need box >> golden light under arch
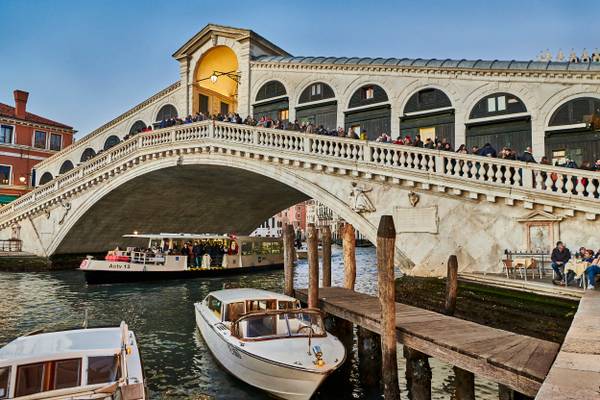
[194,46,239,116]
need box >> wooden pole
[377,215,400,400]
[343,223,356,290]
[404,346,432,400]
[357,326,382,388]
[307,223,319,308]
[283,224,295,297]
[453,366,475,400]
[445,255,459,315]
[321,225,332,287]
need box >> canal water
[0,246,499,399]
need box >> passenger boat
[0,322,145,399]
[194,289,346,400]
[79,233,283,284]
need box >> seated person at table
[551,241,571,284]
[585,254,600,290]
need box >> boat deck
[535,290,600,399]
[296,286,560,397]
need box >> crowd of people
[550,241,600,289]
[121,111,600,172]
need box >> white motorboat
[0,322,145,400]
[194,288,346,400]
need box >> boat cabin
[0,326,143,399]
[202,289,325,341]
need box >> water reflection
[0,246,498,399]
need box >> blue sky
[1,0,599,137]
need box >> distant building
[251,215,282,237]
[251,201,308,237]
[0,90,75,203]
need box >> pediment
[516,210,563,222]
[172,23,290,60]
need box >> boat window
[243,314,278,338]
[54,358,81,390]
[277,301,300,310]
[87,356,119,385]
[225,302,245,322]
[15,362,44,397]
[246,299,276,312]
[262,241,282,254]
[287,312,326,337]
[206,296,222,318]
[241,241,253,255]
[0,367,10,399]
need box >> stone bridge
[1,121,600,275]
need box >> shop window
[34,131,47,149]
[0,125,13,144]
[87,356,119,385]
[0,367,10,399]
[278,109,289,121]
[0,166,11,185]
[49,134,62,151]
[15,363,44,397]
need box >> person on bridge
[477,143,497,157]
[551,241,571,284]
[519,147,536,163]
[584,252,600,289]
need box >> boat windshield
[232,309,326,341]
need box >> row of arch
[38,104,183,184]
[253,79,600,164]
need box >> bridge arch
[39,172,53,185]
[103,135,121,150]
[192,45,239,115]
[345,84,391,140]
[59,160,74,174]
[252,80,289,122]
[80,148,96,163]
[295,82,337,130]
[399,87,454,146]
[46,153,390,262]
[155,104,178,122]
[128,120,147,136]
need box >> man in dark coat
[551,241,571,284]
[519,146,536,163]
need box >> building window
[487,96,507,113]
[0,125,13,144]
[34,131,47,149]
[0,166,11,185]
[49,134,62,151]
[311,83,322,96]
[363,87,374,100]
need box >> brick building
[0,90,75,203]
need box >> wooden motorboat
[0,322,145,399]
[194,288,345,400]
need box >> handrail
[2,119,600,223]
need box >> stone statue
[581,48,590,63]
[10,223,20,240]
[556,49,564,62]
[593,49,600,63]
[569,49,578,63]
[544,49,552,61]
[349,182,375,213]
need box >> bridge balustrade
[1,119,600,224]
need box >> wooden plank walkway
[296,287,560,397]
[535,290,600,399]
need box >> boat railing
[231,308,326,341]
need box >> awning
[0,195,18,205]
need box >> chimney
[13,90,29,119]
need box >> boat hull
[195,308,332,400]
[82,263,283,284]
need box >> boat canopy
[0,327,123,365]
[208,288,297,304]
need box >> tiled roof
[0,102,73,130]
[252,55,600,72]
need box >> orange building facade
[0,90,75,204]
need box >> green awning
[0,195,19,204]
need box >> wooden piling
[343,223,356,290]
[307,223,319,308]
[445,254,458,315]
[376,215,400,400]
[283,224,295,297]
[357,326,382,388]
[453,366,475,400]
[404,346,432,400]
[321,225,332,287]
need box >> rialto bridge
[3,24,600,275]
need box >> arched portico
[192,46,239,116]
[400,87,454,146]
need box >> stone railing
[33,81,182,172]
[2,120,600,224]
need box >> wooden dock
[535,290,600,399]
[296,286,560,397]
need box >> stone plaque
[394,206,438,234]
